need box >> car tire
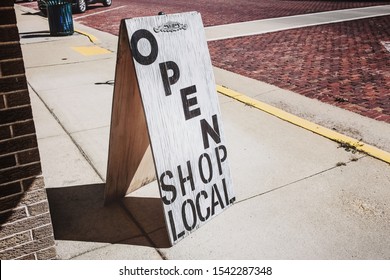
[103,0,112,7]
[76,0,87,13]
[39,8,47,17]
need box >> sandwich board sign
[105,12,235,245]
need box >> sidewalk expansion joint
[217,85,390,165]
[237,156,367,205]
[25,57,113,70]
[119,201,167,260]
[28,82,106,182]
[67,243,112,260]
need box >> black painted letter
[215,145,227,176]
[198,153,213,183]
[130,29,158,65]
[196,191,210,222]
[180,85,201,120]
[159,171,177,205]
[159,61,180,96]
[181,199,197,231]
[200,114,221,149]
[177,161,195,196]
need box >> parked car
[38,0,112,15]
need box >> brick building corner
[0,0,57,260]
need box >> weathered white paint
[107,12,235,245]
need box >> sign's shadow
[46,183,171,249]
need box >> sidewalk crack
[28,82,105,182]
[236,157,368,204]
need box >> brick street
[21,0,390,123]
[208,16,390,123]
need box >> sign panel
[110,12,235,245]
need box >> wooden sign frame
[105,12,235,245]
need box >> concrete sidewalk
[206,4,390,40]
[15,5,390,259]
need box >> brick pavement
[208,16,390,123]
[71,0,390,35]
[18,1,390,123]
[21,0,390,35]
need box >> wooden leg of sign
[127,145,155,196]
[105,21,154,204]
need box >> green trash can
[47,0,74,36]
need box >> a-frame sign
[105,12,235,245]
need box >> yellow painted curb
[216,85,390,164]
[75,29,99,44]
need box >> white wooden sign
[105,12,235,245]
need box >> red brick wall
[0,0,56,260]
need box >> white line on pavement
[75,5,127,20]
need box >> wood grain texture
[127,145,156,195]
[105,20,151,203]
[106,13,235,244]
[125,12,235,244]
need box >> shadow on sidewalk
[19,31,50,38]
[46,183,171,249]
[21,11,42,16]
